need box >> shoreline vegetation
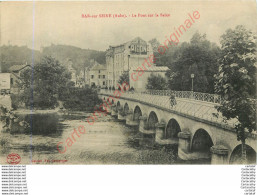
[10,56,102,112]
[0,56,106,138]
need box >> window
[103,81,105,85]
[103,75,105,79]
[10,78,13,85]
[99,70,101,73]
[98,75,101,79]
[91,75,94,79]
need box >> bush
[62,87,102,111]
[129,87,135,91]
[10,94,20,110]
[146,73,168,90]
[91,83,96,88]
[118,71,129,85]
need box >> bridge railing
[99,89,257,134]
[99,89,256,106]
[99,89,222,104]
[142,90,222,104]
[99,89,232,126]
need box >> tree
[148,38,161,53]
[214,25,256,162]
[118,71,129,86]
[18,56,71,109]
[148,38,170,66]
[146,73,167,90]
[166,32,221,93]
[61,86,102,111]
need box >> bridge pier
[210,145,228,164]
[117,108,126,121]
[139,115,147,133]
[106,106,111,114]
[177,131,191,160]
[139,115,155,135]
[99,92,257,164]
[178,130,213,161]
[155,122,165,140]
[155,122,166,144]
[111,105,118,117]
[126,109,139,126]
[155,122,180,145]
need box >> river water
[0,111,209,164]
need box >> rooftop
[131,66,169,72]
[9,64,30,72]
[90,64,106,71]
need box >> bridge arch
[148,111,159,130]
[133,106,142,121]
[165,118,181,139]
[124,103,129,115]
[229,144,256,164]
[117,101,121,109]
[191,129,213,153]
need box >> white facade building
[0,73,11,94]
[106,37,153,88]
[85,61,107,88]
[129,66,169,92]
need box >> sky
[1,1,257,51]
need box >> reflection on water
[14,112,63,136]
[0,111,209,164]
[25,113,60,135]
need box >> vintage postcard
[0,1,256,165]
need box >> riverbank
[0,111,210,165]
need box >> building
[86,60,107,88]
[9,64,31,94]
[66,59,77,85]
[85,59,95,85]
[0,73,11,94]
[105,37,170,91]
[106,37,153,87]
[76,70,86,88]
[129,66,169,92]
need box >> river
[0,111,210,164]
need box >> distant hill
[0,45,42,72]
[42,44,106,73]
[0,44,106,73]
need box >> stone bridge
[98,89,257,164]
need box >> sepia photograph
[0,1,256,165]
